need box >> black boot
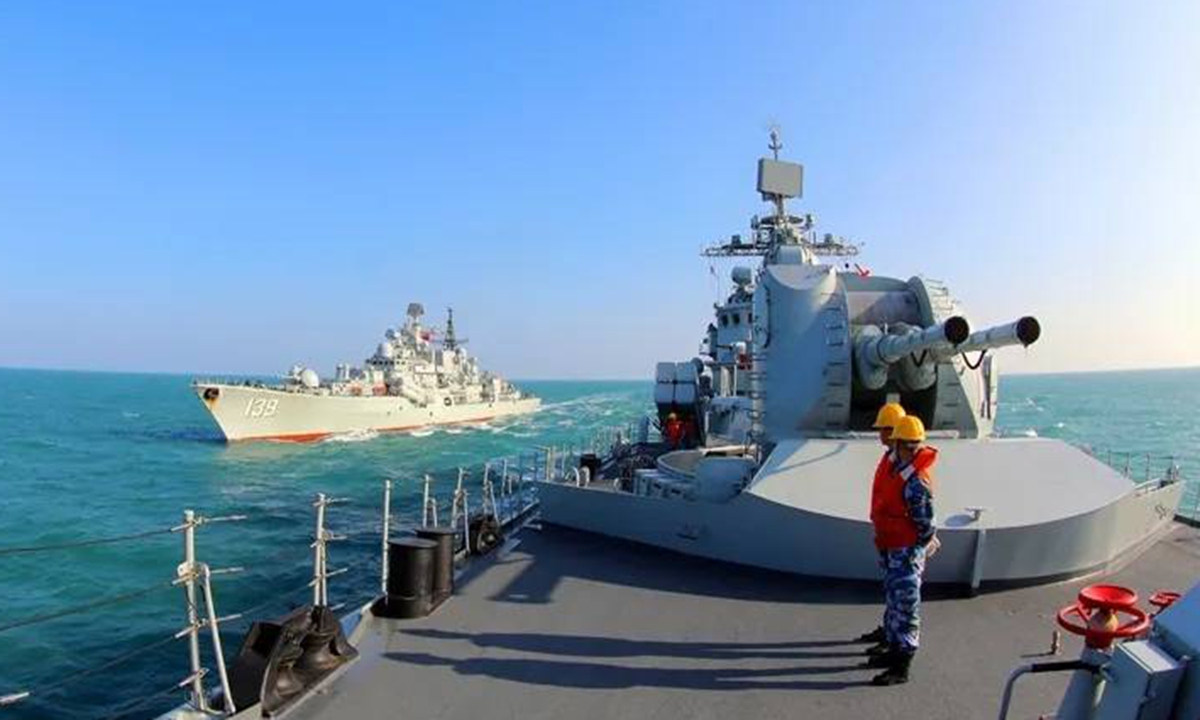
[865,641,891,657]
[871,652,912,686]
[856,626,886,643]
[860,647,897,668]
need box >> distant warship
[194,304,539,442]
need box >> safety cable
[0,578,176,635]
[221,577,322,629]
[100,675,195,720]
[0,632,182,706]
[0,526,176,557]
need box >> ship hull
[194,382,541,442]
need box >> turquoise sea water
[0,367,1197,718]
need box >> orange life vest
[664,419,685,445]
[871,446,938,550]
[869,450,895,518]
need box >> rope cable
[0,579,176,635]
[0,526,176,557]
[100,676,193,720]
[3,632,182,703]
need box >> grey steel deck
[291,523,1200,720]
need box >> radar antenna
[701,129,860,259]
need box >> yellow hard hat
[894,415,926,442]
[872,403,906,429]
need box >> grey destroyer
[194,304,539,442]
[537,131,1183,588]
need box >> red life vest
[869,451,894,518]
[664,419,685,445]
[871,446,938,550]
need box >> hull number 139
[244,398,279,418]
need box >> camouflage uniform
[882,460,935,654]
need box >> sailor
[663,412,686,448]
[866,414,939,686]
[858,402,906,646]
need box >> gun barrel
[855,316,971,390]
[934,316,1040,358]
[870,316,971,365]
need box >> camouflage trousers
[878,546,927,654]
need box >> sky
[0,1,1196,379]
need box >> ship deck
[287,522,1200,720]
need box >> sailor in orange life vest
[663,412,686,448]
[863,414,940,686]
[856,402,907,647]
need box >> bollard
[377,537,437,619]
[415,526,458,606]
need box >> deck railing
[0,455,540,719]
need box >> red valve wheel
[1056,584,1150,649]
[1078,584,1139,610]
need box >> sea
[0,366,1197,718]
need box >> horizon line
[1,362,1197,381]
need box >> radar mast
[443,307,467,350]
[702,129,859,260]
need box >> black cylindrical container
[415,526,458,603]
[379,537,436,618]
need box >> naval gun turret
[691,130,1046,441]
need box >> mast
[444,308,457,351]
[766,128,787,223]
[701,128,859,260]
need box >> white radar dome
[731,266,754,287]
[377,342,396,359]
[299,368,320,388]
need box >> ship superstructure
[194,303,539,442]
[536,131,1184,587]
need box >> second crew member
[866,415,939,686]
[858,402,906,646]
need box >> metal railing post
[381,479,392,595]
[181,510,207,712]
[313,493,327,606]
[200,565,235,715]
[422,474,437,527]
[452,469,469,551]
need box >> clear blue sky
[1,1,1196,378]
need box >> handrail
[0,495,374,718]
[0,631,181,708]
[0,525,177,557]
[101,669,208,720]
[996,659,1096,720]
[0,577,177,635]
